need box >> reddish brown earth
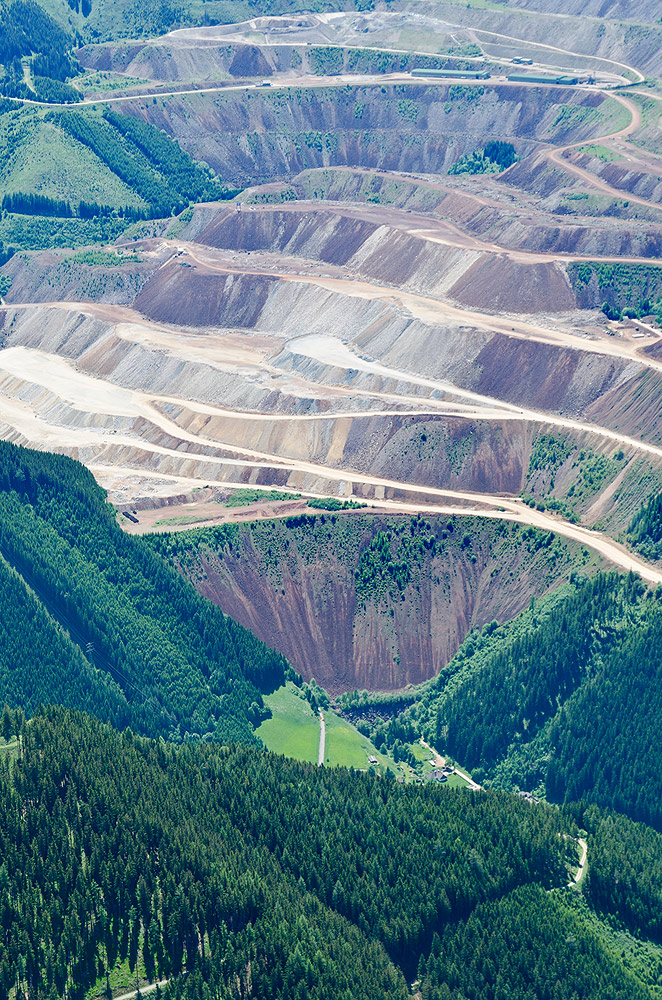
[134,264,279,327]
[448,255,575,312]
[167,513,590,692]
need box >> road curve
[171,249,662,375]
[536,91,662,213]
[112,980,169,1000]
[2,70,638,111]
[101,458,662,584]
[0,342,660,582]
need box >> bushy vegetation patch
[569,260,662,320]
[449,139,517,174]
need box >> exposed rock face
[166,513,585,692]
[115,83,617,185]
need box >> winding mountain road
[169,248,662,374]
[537,91,662,212]
[0,329,661,581]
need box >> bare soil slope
[118,83,620,185]
[160,512,591,691]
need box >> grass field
[0,116,146,209]
[323,711,396,774]
[39,0,252,42]
[259,684,470,781]
[445,772,470,788]
[257,682,320,764]
[579,143,620,162]
[410,740,432,764]
[257,683,395,772]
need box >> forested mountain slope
[350,572,662,830]
[1,444,658,1000]
[0,704,650,1000]
[0,440,286,743]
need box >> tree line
[566,802,662,942]
[53,110,237,219]
[339,569,662,831]
[2,191,146,221]
[417,885,649,1000]
[0,2,78,81]
[0,705,583,1000]
[0,440,286,744]
[627,491,662,562]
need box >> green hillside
[0,113,147,209]
[34,0,347,43]
[343,572,662,830]
[0,439,286,743]
[0,444,658,998]
[1,3,662,999]
[0,704,644,1000]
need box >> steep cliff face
[154,513,590,692]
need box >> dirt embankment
[289,168,662,260]
[77,39,464,86]
[566,152,662,207]
[154,401,532,495]
[426,1,662,76]
[1,251,158,305]
[165,513,588,692]
[508,0,658,18]
[134,265,279,328]
[191,204,576,312]
[118,83,618,185]
[8,257,662,446]
[78,40,277,83]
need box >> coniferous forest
[0,0,662,990]
[325,570,662,830]
[0,441,286,744]
[0,706,644,1000]
[0,440,659,997]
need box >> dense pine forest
[51,111,235,217]
[0,443,658,998]
[417,885,650,1000]
[0,1,80,101]
[0,705,653,1000]
[628,492,662,562]
[0,440,286,743]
